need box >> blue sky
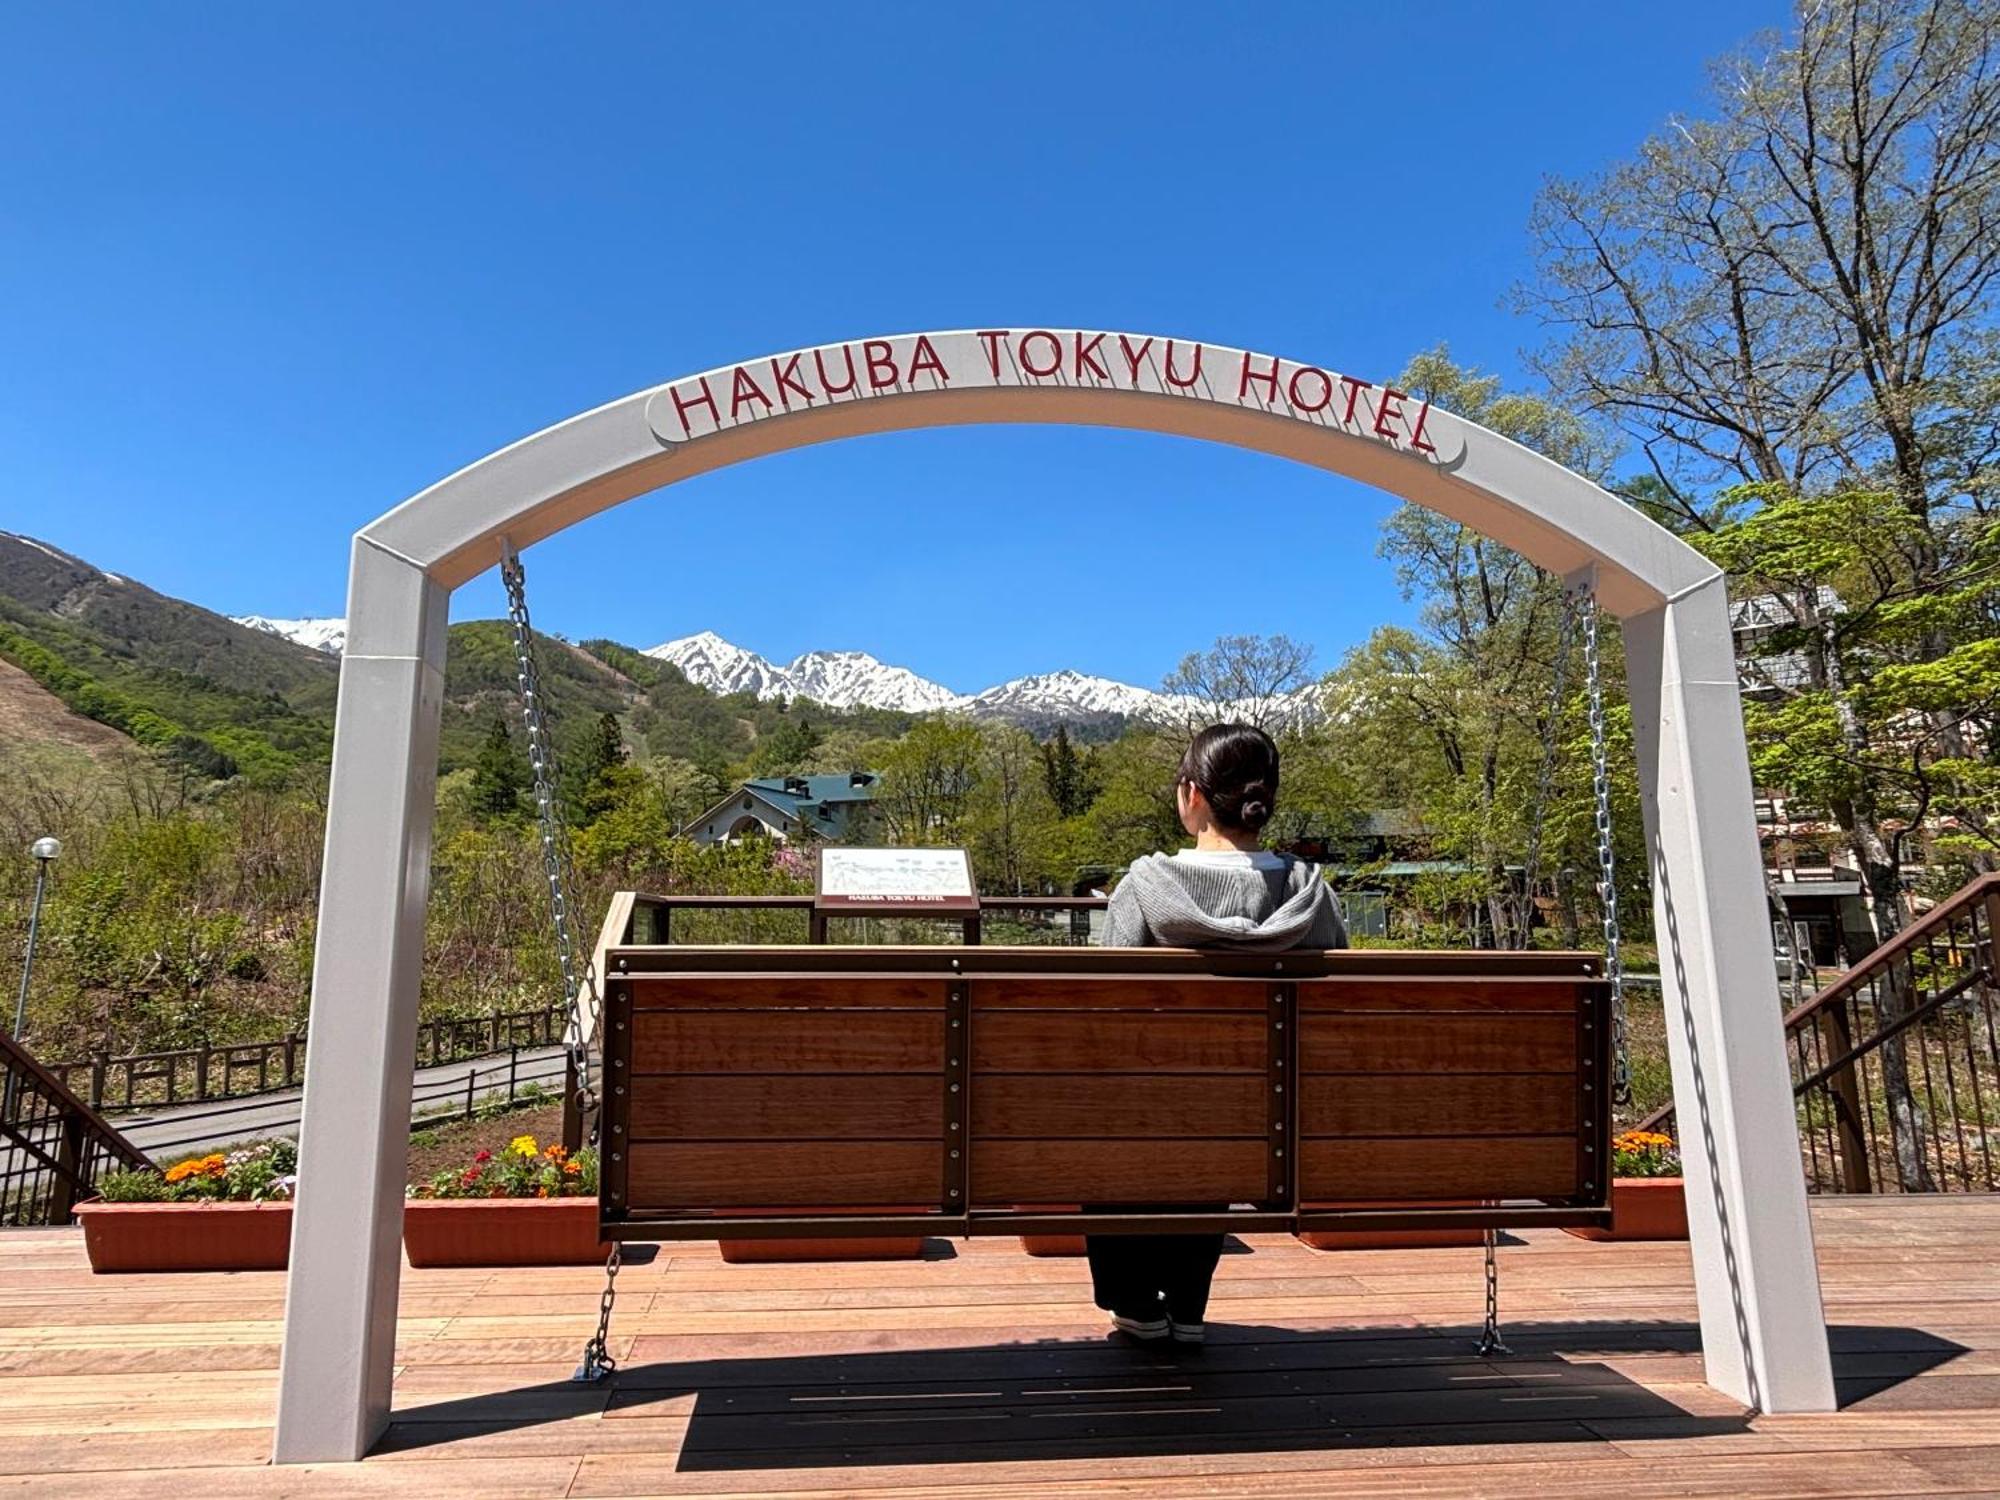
[0,3,1789,693]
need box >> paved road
[110,1045,570,1158]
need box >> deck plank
[0,1197,1992,1496]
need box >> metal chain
[501,544,623,1388]
[499,542,599,1125]
[1475,1228,1511,1356]
[1579,590,1631,1103]
[572,1241,622,1382]
[1519,586,1579,949]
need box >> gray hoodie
[1101,852,1347,951]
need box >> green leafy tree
[1040,725,1098,818]
[469,716,528,823]
[969,723,1060,893]
[875,716,984,846]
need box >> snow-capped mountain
[645,630,790,699]
[645,632,1178,726]
[964,670,1177,723]
[784,649,965,714]
[233,616,348,655]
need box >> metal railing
[44,1003,566,1115]
[633,892,1108,947]
[0,1032,151,1226]
[1643,873,2000,1193]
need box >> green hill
[0,532,898,788]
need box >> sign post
[814,847,981,943]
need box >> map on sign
[817,847,978,909]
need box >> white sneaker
[1111,1313,1169,1340]
[1169,1320,1205,1345]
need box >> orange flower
[562,1160,582,1177]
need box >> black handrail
[1642,874,2000,1194]
[0,1032,152,1225]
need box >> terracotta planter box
[76,1200,292,1273]
[717,1206,928,1264]
[1296,1200,1487,1252]
[1021,1234,1088,1257]
[403,1197,610,1267]
[1013,1203,1086,1257]
[1565,1177,1688,1242]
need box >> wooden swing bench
[595,946,1614,1242]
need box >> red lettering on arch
[1373,385,1408,441]
[815,345,860,397]
[1288,365,1334,413]
[1019,330,1063,378]
[976,330,1009,376]
[907,334,948,384]
[1073,332,1108,379]
[1164,340,1204,389]
[770,354,814,407]
[863,339,900,390]
[1339,375,1374,424]
[1117,334,1154,380]
[1409,398,1437,454]
[670,377,719,436]
[729,365,773,420]
[1238,351,1281,403]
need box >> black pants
[1085,1229,1225,1324]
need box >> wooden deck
[0,1197,1995,1497]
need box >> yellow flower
[164,1160,199,1183]
[509,1135,538,1158]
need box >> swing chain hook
[573,1241,623,1383]
[1475,1228,1511,1357]
[499,541,600,1135]
[1578,590,1631,1104]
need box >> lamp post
[11,837,60,1047]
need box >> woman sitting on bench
[1090,722,1347,1345]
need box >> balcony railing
[0,1032,152,1226]
[1643,873,2000,1193]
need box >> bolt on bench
[594,945,1613,1243]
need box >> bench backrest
[597,947,1610,1237]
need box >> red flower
[473,1149,493,1164]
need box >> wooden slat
[1300,1013,1575,1073]
[1299,1074,1576,1137]
[626,1143,939,1207]
[970,978,1269,1010]
[972,1012,1265,1073]
[628,1076,941,1140]
[627,976,943,1009]
[1299,1136,1579,1199]
[972,1139,1268,1202]
[1298,978,1590,1012]
[631,1011,942,1073]
[971,1074,1265,1138]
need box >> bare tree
[1521,0,2000,524]
[1161,634,1318,735]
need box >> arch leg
[272,540,450,1462]
[1625,574,1834,1412]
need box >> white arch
[273,330,1834,1462]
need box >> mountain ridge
[231,618,1186,729]
[643,631,1179,726]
